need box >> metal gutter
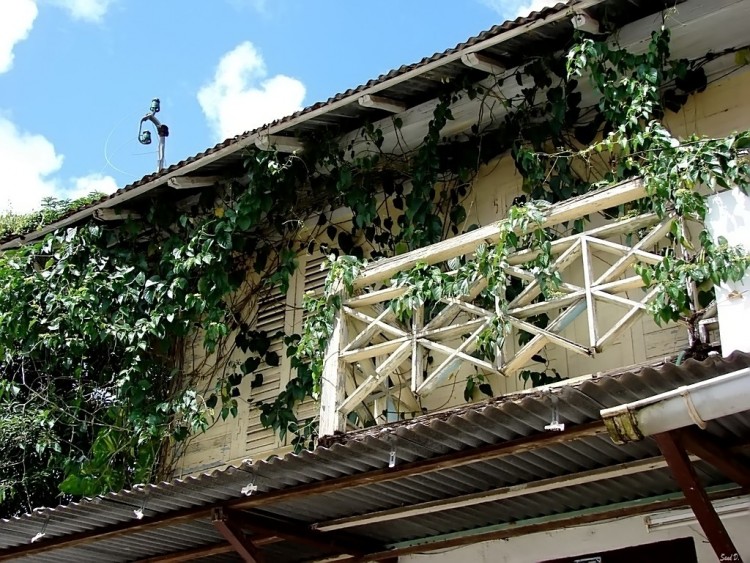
[0,0,605,250]
[600,367,750,443]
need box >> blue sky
[0,0,552,212]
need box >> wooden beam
[571,13,601,34]
[167,175,222,190]
[93,208,141,222]
[339,341,412,414]
[254,135,305,153]
[653,432,742,563]
[226,510,379,557]
[677,428,750,489]
[212,508,263,563]
[354,179,647,290]
[358,94,407,114]
[314,454,686,532]
[0,422,605,561]
[460,52,505,75]
[418,320,489,395]
[135,543,234,563]
[319,296,348,436]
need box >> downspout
[600,367,750,444]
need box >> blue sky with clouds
[0,0,552,212]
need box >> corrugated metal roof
[1,351,748,562]
[2,0,678,247]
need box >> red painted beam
[212,508,263,563]
[654,432,742,563]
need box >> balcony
[317,178,722,435]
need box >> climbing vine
[0,22,749,516]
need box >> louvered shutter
[294,252,329,422]
[245,286,288,458]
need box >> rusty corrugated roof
[1,351,748,562]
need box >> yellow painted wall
[174,64,750,477]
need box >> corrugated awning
[1,352,749,562]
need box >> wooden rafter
[212,508,263,563]
[677,427,750,488]
[135,543,234,563]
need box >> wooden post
[319,295,348,436]
[653,432,742,562]
[411,306,424,393]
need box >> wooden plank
[411,306,424,393]
[342,308,397,354]
[418,321,490,395]
[339,341,412,414]
[507,212,660,266]
[167,175,223,190]
[319,299,349,436]
[354,179,647,289]
[358,94,407,114]
[419,317,486,341]
[460,52,505,74]
[595,287,658,349]
[227,510,380,557]
[591,290,647,310]
[586,237,664,265]
[508,291,585,318]
[418,338,498,378]
[345,285,406,307]
[502,300,587,375]
[581,237,598,349]
[508,317,592,357]
[135,543,234,563]
[653,432,742,562]
[593,217,673,286]
[509,238,582,308]
[354,486,743,562]
[341,339,407,363]
[596,276,645,293]
[342,307,406,338]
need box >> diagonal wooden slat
[339,341,412,414]
[418,320,491,395]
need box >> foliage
[0,193,106,241]
[1,23,749,518]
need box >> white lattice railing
[319,179,684,435]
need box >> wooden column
[653,432,742,563]
[319,294,348,436]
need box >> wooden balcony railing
[319,179,686,435]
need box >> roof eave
[0,0,604,250]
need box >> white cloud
[481,0,559,19]
[0,0,38,74]
[48,0,113,22]
[198,41,306,140]
[0,117,117,213]
[66,172,118,199]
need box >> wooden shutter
[245,286,289,458]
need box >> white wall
[400,510,750,563]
